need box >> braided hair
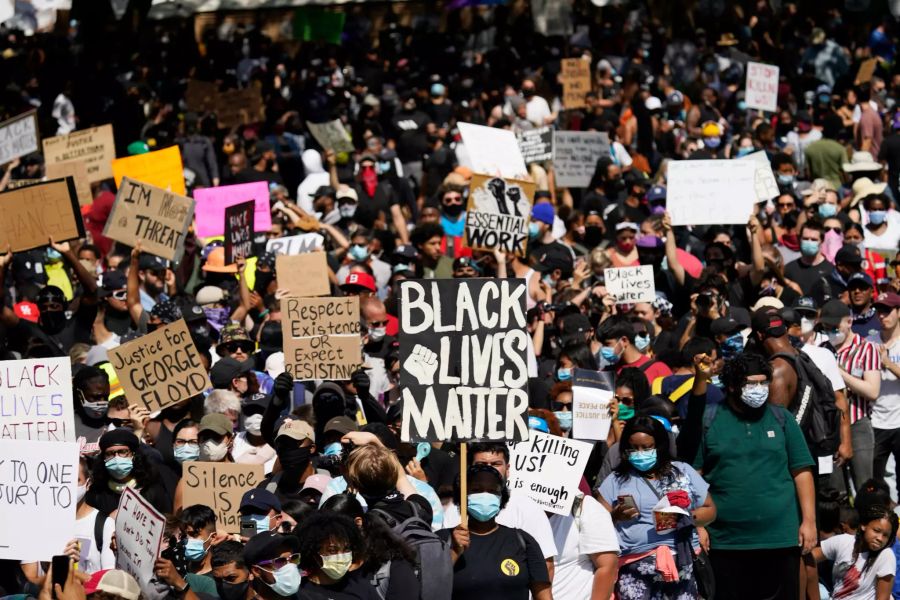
[853,505,899,573]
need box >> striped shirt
[835,333,882,423]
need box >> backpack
[771,351,842,457]
[369,501,453,600]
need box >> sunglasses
[224,341,254,354]
[110,290,127,301]
[614,395,634,406]
[825,227,842,234]
[256,553,301,571]
[443,195,464,204]
[777,202,795,208]
[368,320,388,327]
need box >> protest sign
[42,124,116,183]
[224,201,255,264]
[0,439,78,560]
[45,160,92,206]
[741,150,780,202]
[458,122,528,179]
[115,488,164,591]
[193,181,272,238]
[275,253,330,297]
[215,87,265,129]
[182,462,264,534]
[0,178,84,252]
[552,131,610,188]
[185,80,218,112]
[282,296,361,381]
[464,174,535,257]
[0,357,75,442]
[6,179,40,189]
[108,319,211,412]
[745,61,779,113]
[266,232,325,255]
[399,279,529,442]
[507,431,593,515]
[572,369,614,441]
[104,176,195,262]
[603,265,655,304]
[112,146,186,196]
[0,110,38,166]
[307,119,354,153]
[856,58,878,85]
[560,58,591,109]
[517,126,553,163]
[667,160,758,226]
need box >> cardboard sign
[560,58,592,109]
[185,80,218,112]
[108,320,211,412]
[0,439,78,561]
[307,119,354,153]
[458,122,528,179]
[517,126,553,164]
[182,462,264,534]
[465,174,535,257]
[604,265,656,304]
[193,181,272,238]
[215,87,265,129]
[112,146,186,196]
[667,160,758,226]
[856,58,878,85]
[43,124,116,183]
[224,201,255,264]
[0,178,84,252]
[282,296,361,381]
[275,253,330,297]
[266,232,325,255]
[0,357,75,442]
[0,110,38,165]
[115,488,164,591]
[552,131,610,188]
[745,61,779,113]
[6,178,41,189]
[45,160,92,206]
[508,431,593,515]
[572,369,614,441]
[399,279,529,442]
[104,176,195,262]
[741,150,780,202]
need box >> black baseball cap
[98,270,127,297]
[819,299,851,327]
[243,531,299,567]
[846,272,874,289]
[834,245,863,266]
[750,308,786,338]
[793,296,818,316]
[533,244,574,276]
[710,316,742,336]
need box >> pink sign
[193,181,272,238]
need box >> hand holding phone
[51,555,70,600]
[613,495,639,523]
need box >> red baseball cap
[341,272,376,292]
[14,301,39,323]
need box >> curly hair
[295,511,365,574]
[721,353,772,397]
[614,415,675,479]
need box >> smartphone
[272,200,286,212]
[617,495,637,511]
[51,555,69,599]
[240,518,258,539]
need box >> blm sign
[399,279,529,442]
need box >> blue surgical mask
[554,410,573,431]
[468,492,502,522]
[736,146,753,157]
[741,383,769,408]
[818,203,837,218]
[45,248,63,262]
[634,333,651,351]
[776,173,795,186]
[174,444,200,463]
[600,345,621,364]
[349,244,369,262]
[556,367,573,381]
[323,442,342,457]
[627,449,657,472]
[250,514,271,535]
[800,239,820,258]
[528,222,541,240]
[184,537,207,561]
[105,457,133,479]
[869,210,887,225]
[265,563,301,596]
[416,442,432,462]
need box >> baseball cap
[301,474,333,495]
[203,247,238,274]
[199,413,233,436]
[534,244,574,275]
[98,270,127,297]
[196,285,226,306]
[336,185,359,203]
[710,316,742,336]
[430,83,446,96]
[139,254,168,271]
[240,489,282,514]
[531,202,554,225]
[874,292,900,309]
[83,570,140,600]
[277,418,314,442]
[452,256,481,273]
[341,272,376,292]
[819,299,851,327]
[243,531,300,567]
[750,296,784,312]
[793,296,819,316]
[209,357,252,389]
[646,185,667,203]
[846,272,874,289]
[324,416,358,435]
[13,301,39,323]
[834,245,863,266]
[750,308,787,338]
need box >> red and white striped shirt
[835,333,882,423]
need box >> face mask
[826,329,846,346]
[800,240,820,258]
[216,579,250,600]
[554,410,573,431]
[634,333,651,351]
[319,552,352,581]
[869,210,887,225]
[174,444,200,463]
[467,492,502,522]
[528,222,541,240]
[600,345,621,365]
[265,563,301,596]
[584,225,604,248]
[616,240,635,253]
[710,375,722,388]
[556,367,572,381]
[250,514,271,535]
[323,442,342,457]
[339,204,357,219]
[76,484,87,504]
[105,457,133,480]
[736,146,754,157]
[368,326,386,342]
[818,203,838,218]
[617,403,635,421]
[203,307,231,332]
[243,414,263,436]
[788,334,804,349]
[184,537,208,561]
[776,174,795,186]
[40,311,67,334]
[276,444,311,470]
[82,399,108,420]
[627,449,657,472]
[741,383,769,408]
[200,440,229,462]
[254,270,274,295]
[720,333,744,360]
[442,202,464,217]
[348,244,369,262]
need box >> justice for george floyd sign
[399,279,529,443]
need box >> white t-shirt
[871,337,900,430]
[72,508,116,574]
[442,492,558,559]
[821,533,895,600]
[802,343,846,392]
[549,496,620,600]
[864,220,900,253]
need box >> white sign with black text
[604,265,656,304]
[508,431,593,515]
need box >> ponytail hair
[853,505,899,573]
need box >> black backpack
[771,351,842,458]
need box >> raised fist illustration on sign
[404,344,438,386]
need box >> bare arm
[840,368,881,402]
[876,575,895,600]
[53,238,98,298]
[230,258,251,323]
[768,360,796,408]
[662,213,685,286]
[792,468,817,554]
[834,389,853,467]
[325,150,339,190]
[390,204,410,245]
[692,493,716,527]
[530,581,552,600]
[126,244,144,325]
[747,215,766,286]
[589,552,617,600]
[320,222,350,250]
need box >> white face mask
[244,414,263,436]
[368,326,386,342]
[77,484,87,504]
[826,329,846,346]
[200,439,229,462]
[800,317,815,335]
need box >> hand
[662,212,673,233]
[799,519,817,555]
[405,458,427,482]
[131,241,143,260]
[165,269,176,287]
[274,288,291,300]
[879,344,891,365]
[611,501,639,522]
[572,261,590,287]
[154,557,185,588]
[340,431,383,447]
[689,293,699,317]
[0,243,12,270]
[325,149,337,167]
[403,344,438,386]
[49,237,71,255]
[747,214,760,236]
[235,256,246,275]
[697,526,710,553]
[350,368,371,397]
[601,293,617,314]
[209,531,231,546]
[128,404,150,435]
[451,524,470,555]
[63,539,81,561]
[834,440,853,467]
[608,399,619,420]
[273,372,293,403]
[493,248,507,265]
[249,291,264,310]
[693,353,714,381]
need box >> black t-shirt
[390,110,432,163]
[879,132,900,186]
[298,570,381,600]
[438,525,548,600]
[10,303,97,356]
[784,258,834,295]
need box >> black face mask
[216,579,250,600]
[105,308,132,336]
[276,442,312,470]
[254,270,274,295]
[162,403,191,422]
[442,203,464,217]
[583,226,604,249]
[40,311,67,335]
[610,178,626,193]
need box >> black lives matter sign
[224,201,254,264]
[399,279,529,442]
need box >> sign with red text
[745,61,779,113]
[115,487,164,591]
[0,357,75,442]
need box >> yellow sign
[111,146,186,196]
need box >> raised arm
[0,244,18,327]
[126,243,145,326]
[662,213,685,286]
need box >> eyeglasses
[103,448,134,460]
[624,448,654,456]
[777,202,795,208]
[224,341,254,354]
[443,195,464,204]
[174,439,200,447]
[256,553,301,571]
